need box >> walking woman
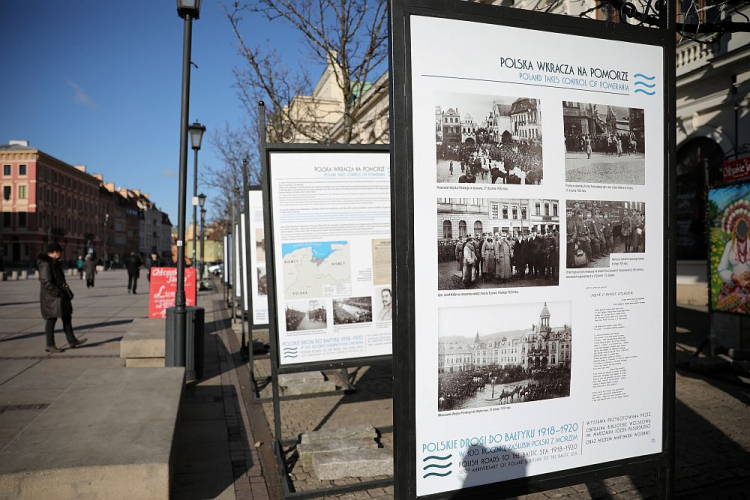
[38,243,87,353]
[84,254,97,288]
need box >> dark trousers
[128,274,138,293]
[45,316,76,346]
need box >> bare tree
[224,0,389,144]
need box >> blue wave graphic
[423,454,452,462]
[634,73,655,80]
[634,89,656,95]
[634,81,656,88]
[423,463,451,470]
[423,471,452,479]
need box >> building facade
[438,303,572,373]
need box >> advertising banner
[148,267,196,318]
[223,235,229,284]
[708,183,750,314]
[722,157,750,183]
[405,16,665,496]
[240,213,249,311]
[235,223,242,299]
[248,190,269,325]
[268,150,392,366]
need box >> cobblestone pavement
[240,304,750,499]
[565,152,646,185]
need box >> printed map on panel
[282,241,351,299]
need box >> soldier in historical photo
[563,102,645,185]
[285,300,328,331]
[435,93,543,185]
[566,200,646,269]
[332,297,373,324]
[437,198,560,289]
[437,302,572,412]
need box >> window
[512,207,518,219]
[24,244,29,257]
[443,220,452,239]
[18,212,26,227]
[2,165,10,176]
[502,206,508,219]
[19,164,27,176]
[491,203,499,219]
[535,202,541,215]
[545,203,550,216]
[2,186,9,201]
[38,166,44,178]
[46,190,50,203]
[53,172,58,183]
[522,207,527,219]
[18,185,26,199]
[2,213,10,226]
[459,220,467,238]
[474,221,483,238]
[553,204,558,217]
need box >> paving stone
[301,424,378,445]
[312,449,393,480]
[298,438,379,467]
[281,380,338,395]
[278,371,326,385]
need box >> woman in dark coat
[38,243,86,353]
[84,254,97,288]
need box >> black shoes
[45,345,62,353]
[68,338,88,348]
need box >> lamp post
[189,121,206,284]
[198,193,206,289]
[172,0,202,368]
[103,213,109,270]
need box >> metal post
[174,12,194,364]
[200,207,206,284]
[192,147,199,298]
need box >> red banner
[722,157,750,183]
[148,267,197,319]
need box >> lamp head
[198,193,206,208]
[188,121,206,150]
[176,0,202,20]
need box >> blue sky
[0,1,321,223]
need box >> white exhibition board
[240,213,249,311]
[234,223,242,298]
[269,151,392,365]
[248,190,269,325]
[409,17,664,495]
[223,235,229,284]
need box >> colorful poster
[708,184,750,314]
[407,16,665,496]
[148,267,196,318]
[268,150,392,365]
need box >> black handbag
[62,284,75,300]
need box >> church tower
[474,331,481,345]
[539,302,551,331]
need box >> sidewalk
[0,270,271,500]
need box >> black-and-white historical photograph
[374,287,392,322]
[564,101,645,185]
[437,302,572,412]
[257,266,267,296]
[436,93,543,185]
[332,297,372,325]
[566,200,646,269]
[437,198,560,289]
[285,300,327,331]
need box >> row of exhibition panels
[213,1,678,499]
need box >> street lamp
[170,0,202,370]
[189,121,206,284]
[198,193,206,288]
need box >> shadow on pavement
[0,319,134,342]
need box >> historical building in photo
[438,302,572,373]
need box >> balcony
[676,39,722,77]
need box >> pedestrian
[147,252,160,282]
[125,251,142,294]
[76,255,84,280]
[38,243,87,353]
[84,254,97,288]
[449,160,453,176]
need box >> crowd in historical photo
[563,102,646,185]
[437,302,572,412]
[285,300,328,331]
[333,297,373,325]
[435,93,543,185]
[437,198,560,289]
[566,200,646,269]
